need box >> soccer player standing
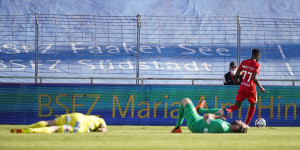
[224,48,265,126]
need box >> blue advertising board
[0,83,299,126]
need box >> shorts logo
[73,121,80,133]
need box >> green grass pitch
[0,125,299,150]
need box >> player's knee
[181,98,191,103]
[235,102,242,108]
[50,126,59,133]
[45,120,57,126]
[181,98,192,106]
[250,103,256,107]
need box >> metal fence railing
[0,76,299,86]
[0,14,299,85]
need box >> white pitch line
[285,63,294,76]
[277,45,294,76]
[277,45,286,60]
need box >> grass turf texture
[0,125,299,150]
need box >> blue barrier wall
[0,83,299,126]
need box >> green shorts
[184,103,206,133]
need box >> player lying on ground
[10,113,107,133]
[171,98,247,133]
[224,48,265,126]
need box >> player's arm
[98,118,108,133]
[253,72,265,93]
[223,75,230,85]
[203,113,223,124]
[98,125,107,133]
[234,68,242,85]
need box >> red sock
[245,106,256,125]
[227,105,239,113]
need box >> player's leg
[27,120,48,128]
[196,100,223,115]
[175,103,184,128]
[14,126,58,133]
[172,98,194,133]
[171,99,186,133]
[195,99,206,112]
[227,101,242,113]
[182,98,203,133]
[30,126,58,133]
[245,103,256,125]
[198,108,224,115]
[27,120,56,128]
[245,91,257,125]
[10,120,57,133]
[226,88,246,114]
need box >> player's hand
[260,87,265,93]
[216,109,223,115]
[98,127,107,133]
[215,115,227,121]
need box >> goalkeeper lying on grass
[11,113,107,133]
[171,98,247,133]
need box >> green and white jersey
[201,119,231,133]
[183,103,231,133]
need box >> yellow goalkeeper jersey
[55,113,106,133]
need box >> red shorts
[235,86,257,104]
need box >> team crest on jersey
[62,124,71,133]
[65,116,71,124]
[222,123,228,128]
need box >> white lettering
[166,62,180,70]
[99,60,114,70]
[199,47,213,55]
[179,44,196,54]
[41,44,54,54]
[29,60,43,70]
[88,46,103,53]
[184,61,199,71]
[71,43,84,53]
[156,46,165,53]
[201,63,213,71]
[140,46,153,53]
[152,61,164,70]
[241,82,251,87]
[0,60,7,69]
[119,60,133,70]
[3,44,20,54]
[47,60,62,70]
[122,42,135,53]
[216,48,230,56]
[106,46,120,53]
[139,62,149,70]
[242,65,255,71]
[10,59,25,70]
[23,45,32,53]
[78,60,95,70]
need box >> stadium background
[0,0,299,127]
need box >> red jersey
[238,59,261,90]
